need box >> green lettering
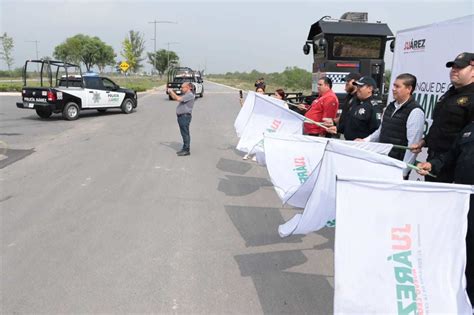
[397,300,417,315]
[396,284,416,301]
[393,251,413,267]
[426,94,439,120]
[394,266,413,284]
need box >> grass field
[0,75,166,92]
[207,67,313,96]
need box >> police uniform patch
[457,96,468,106]
[358,108,366,115]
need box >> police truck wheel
[62,102,80,120]
[36,107,52,118]
[200,88,204,98]
[121,98,134,114]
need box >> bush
[0,83,23,92]
[208,67,312,94]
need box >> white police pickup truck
[16,60,137,120]
[166,67,204,99]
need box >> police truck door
[102,78,125,107]
[84,77,108,108]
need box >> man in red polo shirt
[297,77,339,136]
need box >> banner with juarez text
[389,15,474,135]
[260,133,395,202]
[278,141,405,237]
[334,177,473,314]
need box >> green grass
[0,76,166,92]
[207,67,313,96]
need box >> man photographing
[168,82,195,156]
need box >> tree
[53,34,116,72]
[121,30,145,73]
[0,32,14,72]
[147,49,179,76]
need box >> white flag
[234,91,255,138]
[236,94,305,154]
[334,177,473,314]
[279,141,405,237]
[263,133,328,200]
[261,133,394,202]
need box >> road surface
[1,82,334,314]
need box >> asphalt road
[1,82,334,314]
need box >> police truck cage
[21,59,83,88]
[303,12,393,105]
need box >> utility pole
[26,40,40,71]
[165,42,179,71]
[148,20,177,74]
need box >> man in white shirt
[358,73,425,179]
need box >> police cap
[446,52,474,68]
[353,76,377,88]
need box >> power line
[148,20,177,74]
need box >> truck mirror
[303,43,311,55]
[390,40,395,53]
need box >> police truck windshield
[331,36,382,59]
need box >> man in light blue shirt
[359,73,425,178]
[168,82,195,156]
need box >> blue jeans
[177,114,192,152]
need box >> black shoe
[177,151,190,156]
[176,150,185,155]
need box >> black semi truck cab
[303,12,393,104]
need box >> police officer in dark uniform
[328,76,382,140]
[417,121,474,306]
[334,72,361,137]
[411,52,474,182]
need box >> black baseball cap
[446,52,474,68]
[353,76,377,88]
[343,72,362,82]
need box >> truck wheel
[169,95,173,100]
[97,109,107,113]
[200,88,204,98]
[121,98,134,114]
[62,102,80,120]
[36,107,52,118]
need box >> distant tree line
[0,31,180,76]
[212,67,313,92]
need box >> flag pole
[392,144,412,150]
[406,163,437,178]
[286,101,330,130]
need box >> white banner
[390,15,474,133]
[261,133,395,201]
[235,94,304,154]
[257,133,394,167]
[334,177,473,314]
[279,141,406,237]
[390,15,473,180]
[234,91,255,138]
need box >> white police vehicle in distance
[166,67,204,99]
[16,60,137,120]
